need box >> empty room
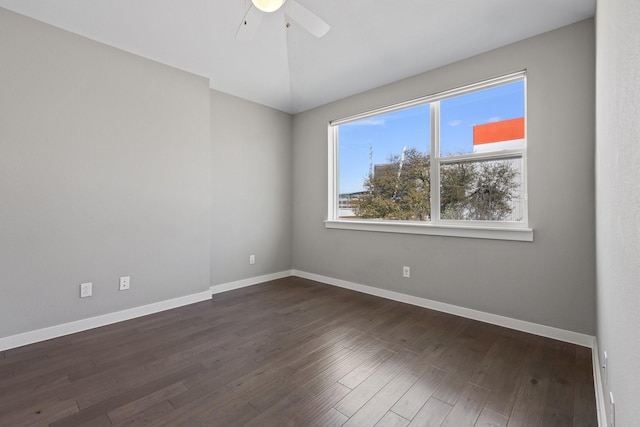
[0,0,638,426]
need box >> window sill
[324,220,533,242]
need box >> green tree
[441,159,519,221]
[440,160,475,219]
[353,148,519,221]
[354,148,430,220]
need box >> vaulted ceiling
[0,0,595,113]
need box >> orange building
[473,117,525,152]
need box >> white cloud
[486,116,502,123]
[448,119,462,127]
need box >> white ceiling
[0,0,595,114]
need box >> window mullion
[438,149,524,164]
[328,125,338,220]
[430,101,440,224]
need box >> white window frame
[326,71,533,242]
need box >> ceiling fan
[236,0,330,40]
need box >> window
[327,72,532,241]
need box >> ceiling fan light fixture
[252,0,285,13]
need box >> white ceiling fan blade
[286,1,330,38]
[236,5,263,41]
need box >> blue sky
[338,81,524,194]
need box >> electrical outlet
[603,350,608,385]
[80,282,92,298]
[609,392,615,427]
[119,276,130,291]
[403,266,410,278]
[249,254,255,265]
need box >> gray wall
[0,9,211,337]
[0,4,597,349]
[292,20,596,334]
[210,90,292,285]
[596,0,640,424]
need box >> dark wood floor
[0,277,597,426]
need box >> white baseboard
[210,270,294,295]
[1,268,598,380]
[292,269,595,348]
[0,290,212,352]
[591,338,608,427]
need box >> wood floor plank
[470,332,535,417]
[432,375,466,406]
[111,400,175,426]
[507,376,551,427]
[285,381,352,426]
[343,370,420,426]
[242,388,314,427]
[308,407,350,427]
[377,411,411,427]
[339,345,397,389]
[0,350,48,372]
[167,382,234,418]
[384,309,436,353]
[158,393,259,427]
[70,373,123,410]
[474,407,509,427]
[408,397,453,427]
[0,397,79,427]
[410,312,466,357]
[247,345,355,412]
[167,358,258,409]
[0,277,597,427]
[304,341,392,397]
[540,341,577,426]
[106,381,187,423]
[0,374,71,414]
[441,382,489,426]
[432,321,500,382]
[2,356,95,390]
[573,347,597,427]
[506,338,553,427]
[0,362,13,380]
[234,332,366,411]
[334,349,418,417]
[3,336,72,360]
[63,413,113,427]
[50,363,205,427]
[391,365,448,420]
[245,380,352,427]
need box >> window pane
[440,157,524,222]
[338,104,430,219]
[440,81,525,157]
